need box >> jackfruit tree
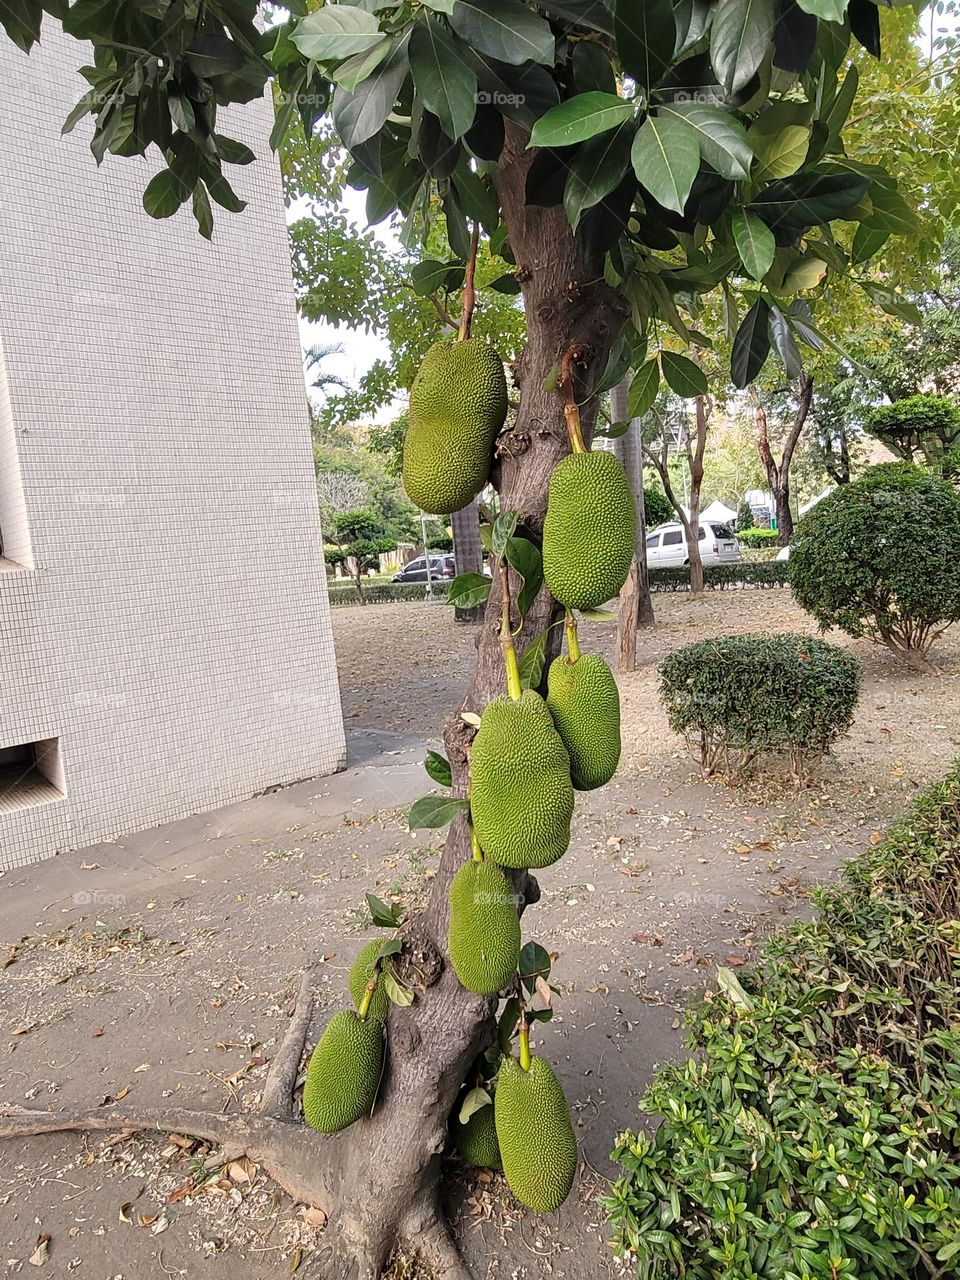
[0,1,925,1276]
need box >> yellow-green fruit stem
[500,576,522,702]
[357,977,376,1021]
[470,823,483,863]
[519,1025,531,1071]
[565,610,580,663]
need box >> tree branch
[260,967,319,1120]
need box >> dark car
[392,554,456,584]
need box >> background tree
[864,394,960,472]
[0,0,926,1272]
[644,392,711,595]
[737,498,755,531]
[327,509,396,602]
[751,373,815,544]
[611,379,654,673]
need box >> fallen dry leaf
[28,1234,51,1267]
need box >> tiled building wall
[0,27,346,870]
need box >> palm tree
[303,341,349,399]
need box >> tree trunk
[685,395,709,596]
[451,500,484,623]
[0,123,629,1280]
[611,379,655,672]
[754,374,813,547]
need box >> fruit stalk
[560,346,587,455]
[357,972,378,1020]
[499,568,522,702]
[517,1006,531,1072]
[564,609,580,663]
[469,822,483,863]
[457,223,480,343]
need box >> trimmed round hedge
[658,632,860,778]
[790,462,960,669]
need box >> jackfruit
[495,1055,577,1212]
[348,940,389,1023]
[546,653,621,790]
[542,451,636,610]
[448,859,521,995]
[455,1099,502,1170]
[470,691,574,869]
[302,1010,383,1134]
[403,338,508,514]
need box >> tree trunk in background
[611,378,654,673]
[451,500,484,623]
[687,395,708,596]
[753,374,814,547]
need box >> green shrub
[790,462,960,671]
[327,582,450,607]
[865,393,960,470]
[650,561,789,591]
[605,767,960,1279]
[736,526,779,545]
[737,499,755,531]
[643,487,674,529]
[658,632,860,779]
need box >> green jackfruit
[455,1100,502,1170]
[302,1010,383,1134]
[546,653,621,791]
[348,940,389,1023]
[495,1055,577,1212]
[403,339,508,515]
[542,451,636,611]
[470,691,574,869]
[448,859,521,995]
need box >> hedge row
[605,766,960,1278]
[649,561,789,591]
[326,563,789,607]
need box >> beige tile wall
[0,26,346,870]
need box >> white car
[646,521,741,569]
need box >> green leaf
[749,170,868,229]
[564,123,633,229]
[795,0,847,23]
[614,0,675,93]
[660,350,707,398]
[538,0,613,35]
[411,258,465,296]
[408,793,470,830]
[214,135,256,165]
[331,36,393,91]
[528,92,634,149]
[332,34,410,149]
[366,893,401,928]
[573,40,616,94]
[632,114,699,215]
[580,607,617,621]
[731,298,771,388]
[750,124,810,181]
[851,223,888,264]
[594,334,632,396]
[448,0,554,67]
[142,169,188,219]
[781,256,827,292]
[448,572,492,609]
[710,0,776,93]
[191,183,214,240]
[424,750,453,787]
[861,182,918,236]
[658,101,753,181]
[203,168,246,214]
[497,997,520,1051]
[458,1086,492,1124]
[857,281,922,325]
[383,967,415,1006]
[768,304,803,378]
[487,271,521,293]
[292,6,382,61]
[492,509,520,560]
[627,358,661,417]
[518,630,549,690]
[519,941,551,994]
[410,14,478,140]
[732,208,775,281]
[505,536,543,619]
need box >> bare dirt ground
[1,589,957,1280]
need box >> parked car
[392,555,456,583]
[646,521,741,569]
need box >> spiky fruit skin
[402,338,507,515]
[495,1056,577,1212]
[470,692,574,869]
[542,451,636,611]
[546,653,621,791]
[455,1101,503,1171]
[302,1010,383,1134]
[348,940,389,1023]
[448,860,521,995]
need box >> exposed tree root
[260,965,319,1120]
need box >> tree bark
[0,122,628,1280]
[643,393,710,597]
[753,373,814,546]
[611,378,654,672]
[451,500,484,623]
